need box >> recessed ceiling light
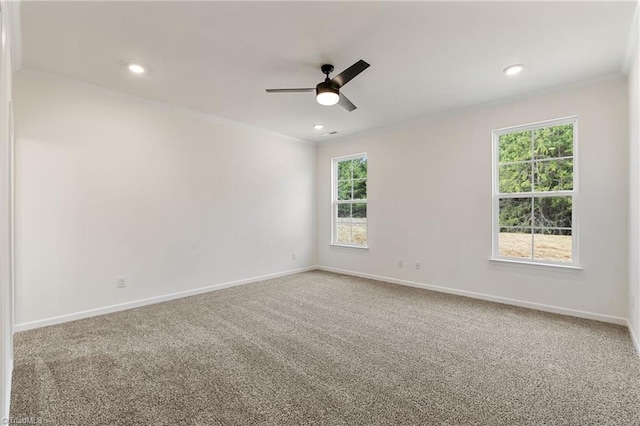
[313,124,324,130]
[128,63,145,74]
[503,64,524,76]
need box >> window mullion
[531,129,536,193]
[530,197,535,260]
[349,203,353,244]
[500,156,573,167]
[337,200,367,205]
[498,190,573,198]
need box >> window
[492,117,578,266]
[332,153,368,248]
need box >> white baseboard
[14,266,318,332]
[14,264,632,338]
[628,320,640,357]
[318,266,628,326]
[3,357,12,423]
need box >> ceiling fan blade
[338,93,357,112]
[265,88,315,93]
[331,60,370,88]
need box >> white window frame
[331,153,368,249]
[491,116,580,268]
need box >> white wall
[0,0,14,420]
[629,16,640,350]
[10,52,633,338]
[13,71,317,327]
[318,77,629,323]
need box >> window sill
[489,257,583,271]
[330,243,369,250]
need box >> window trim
[331,152,368,249]
[491,116,580,268]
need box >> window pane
[534,159,573,191]
[534,228,572,262]
[352,203,367,218]
[534,124,573,159]
[534,197,572,229]
[352,223,367,246]
[499,198,532,228]
[499,130,532,162]
[498,227,532,259]
[352,178,367,199]
[499,162,532,193]
[337,159,353,180]
[338,181,352,201]
[353,156,367,179]
[336,223,351,244]
[337,203,351,219]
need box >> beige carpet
[10,271,640,425]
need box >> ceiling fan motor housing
[316,81,340,106]
[316,81,339,96]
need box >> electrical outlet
[415,262,421,271]
[117,277,126,288]
[398,259,404,268]
[292,253,297,261]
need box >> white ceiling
[19,1,637,143]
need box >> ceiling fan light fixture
[316,83,340,106]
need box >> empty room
[1,0,639,424]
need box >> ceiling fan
[266,60,370,112]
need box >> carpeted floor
[10,271,640,425]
